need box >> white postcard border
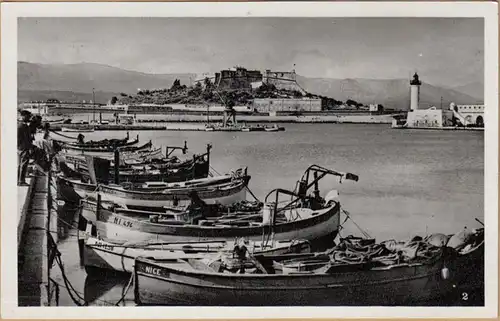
[1,2,498,319]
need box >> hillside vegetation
[117,79,346,109]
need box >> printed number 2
[462,292,468,301]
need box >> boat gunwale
[94,201,339,237]
[60,174,249,196]
[62,140,152,153]
[134,255,445,290]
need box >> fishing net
[323,235,443,266]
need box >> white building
[394,73,484,128]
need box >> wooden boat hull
[443,242,484,303]
[83,236,311,274]
[134,254,450,306]
[108,162,209,183]
[62,140,152,154]
[71,156,210,184]
[66,175,249,207]
[63,147,164,164]
[134,236,484,306]
[57,137,139,149]
[86,201,340,244]
[62,127,95,132]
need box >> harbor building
[452,104,485,127]
[393,73,484,129]
[252,98,322,113]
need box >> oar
[247,253,268,274]
[475,218,484,226]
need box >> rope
[342,209,371,239]
[114,273,134,306]
[49,279,128,306]
[48,278,60,306]
[54,254,88,306]
[47,229,133,306]
[209,165,221,176]
[245,186,261,203]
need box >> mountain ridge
[18,62,483,109]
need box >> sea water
[51,123,484,306]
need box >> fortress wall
[216,69,263,90]
[263,70,306,94]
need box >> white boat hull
[83,236,311,273]
[94,207,339,243]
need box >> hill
[18,61,194,95]
[18,62,482,109]
[296,77,483,110]
[18,89,120,104]
[451,81,484,101]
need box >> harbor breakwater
[60,113,398,124]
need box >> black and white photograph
[1,2,498,319]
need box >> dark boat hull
[134,243,484,306]
[62,140,153,154]
[75,157,210,184]
[55,135,139,149]
[133,254,447,306]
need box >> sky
[18,17,484,87]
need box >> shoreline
[49,113,398,127]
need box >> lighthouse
[410,72,422,111]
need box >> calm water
[52,123,484,306]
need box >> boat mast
[92,88,96,124]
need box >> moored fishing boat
[62,168,250,207]
[82,234,311,274]
[62,140,153,154]
[81,165,357,244]
[66,154,210,184]
[84,195,340,244]
[61,127,95,133]
[63,146,164,165]
[264,125,284,132]
[133,228,484,306]
[55,133,139,149]
[64,144,212,184]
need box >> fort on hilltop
[263,69,306,95]
[195,67,306,94]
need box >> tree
[170,79,182,91]
[110,96,118,105]
[346,99,358,107]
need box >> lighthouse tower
[410,72,422,111]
